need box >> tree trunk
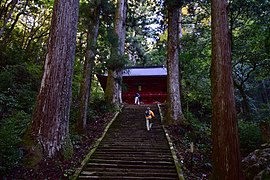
[166,3,184,123]
[261,80,270,108]
[105,0,127,107]
[31,0,79,158]
[238,85,250,118]
[178,8,184,100]
[211,0,244,179]
[77,1,101,132]
[114,0,127,106]
[260,121,270,144]
[234,81,251,119]
[178,8,183,41]
[105,69,118,105]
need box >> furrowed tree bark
[77,0,101,132]
[211,0,244,179]
[105,69,118,105]
[166,2,184,123]
[31,0,79,158]
[105,0,127,108]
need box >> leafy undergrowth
[165,124,212,179]
[159,104,212,179]
[3,112,114,179]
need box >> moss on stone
[61,136,74,160]
[22,128,43,169]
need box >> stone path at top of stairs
[75,104,181,179]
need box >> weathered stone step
[78,175,177,179]
[92,152,172,158]
[99,141,169,145]
[74,105,181,179]
[93,148,171,154]
[90,155,174,161]
[102,137,167,141]
[98,144,169,148]
[98,144,168,148]
[103,133,164,136]
[109,125,161,129]
[105,128,164,131]
[99,139,168,143]
[102,135,166,138]
[85,162,176,169]
[79,170,178,178]
[100,142,168,149]
[106,131,164,134]
[83,167,176,173]
[89,158,175,165]
[91,156,174,163]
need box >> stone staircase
[74,104,181,179]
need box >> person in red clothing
[145,107,155,131]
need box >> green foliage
[256,105,270,122]
[180,32,212,116]
[105,25,131,71]
[0,0,51,66]
[185,110,211,138]
[126,0,165,66]
[89,92,116,115]
[0,111,31,174]
[178,0,212,116]
[180,110,212,159]
[106,53,129,71]
[145,38,167,66]
[230,0,270,120]
[0,64,40,117]
[0,63,39,173]
[238,120,262,154]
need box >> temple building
[97,66,167,104]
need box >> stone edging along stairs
[72,104,184,179]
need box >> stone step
[85,162,176,169]
[79,170,178,178]
[91,155,174,161]
[93,148,171,154]
[75,104,180,179]
[98,143,169,148]
[88,158,175,165]
[92,152,173,158]
[78,175,177,180]
[82,167,176,173]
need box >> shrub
[0,64,39,117]
[238,120,262,155]
[0,111,31,175]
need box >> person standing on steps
[134,92,140,105]
[145,107,155,131]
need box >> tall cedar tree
[166,0,184,123]
[211,0,244,179]
[105,0,127,107]
[31,0,79,158]
[77,0,101,132]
